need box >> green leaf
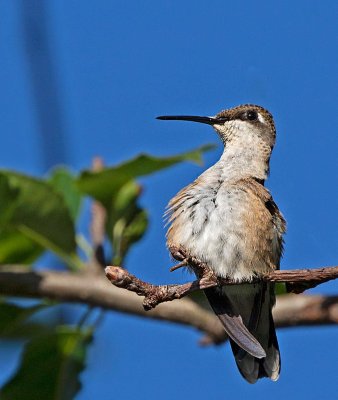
[49,167,82,221]
[0,230,43,264]
[0,175,19,225]
[0,301,46,337]
[109,180,143,230]
[113,180,141,217]
[0,171,80,269]
[0,176,43,263]
[77,144,215,205]
[120,210,148,253]
[112,208,148,265]
[1,326,92,400]
[109,181,148,264]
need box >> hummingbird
[157,104,286,383]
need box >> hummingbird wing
[204,286,266,359]
[205,282,280,383]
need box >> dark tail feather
[204,282,280,383]
[204,287,266,359]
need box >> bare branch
[105,261,338,310]
[0,268,225,343]
[0,268,337,344]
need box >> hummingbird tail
[204,282,280,383]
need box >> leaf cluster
[0,145,214,398]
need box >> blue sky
[0,1,338,399]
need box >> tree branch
[105,256,338,310]
[0,267,337,345]
[0,268,225,342]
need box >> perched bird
[157,104,286,383]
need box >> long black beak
[156,115,226,125]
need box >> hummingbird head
[157,104,276,150]
[157,104,277,180]
[212,104,276,149]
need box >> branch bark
[105,262,338,310]
[0,267,337,345]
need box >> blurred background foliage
[0,145,213,399]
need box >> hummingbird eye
[246,110,258,121]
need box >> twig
[170,260,188,272]
[89,157,107,272]
[105,247,338,310]
[106,266,218,310]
